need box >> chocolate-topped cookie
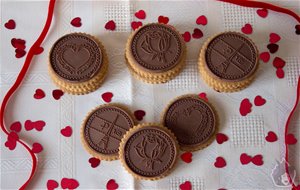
[162,95,218,151]
[81,104,134,160]
[119,123,178,180]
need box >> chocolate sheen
[50,33,103,82]
[130,24,183,72]
[205,32,258,81]
[123,126,177,177]
[164,96,216,147]
[84,106,134,155]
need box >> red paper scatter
[179,181,192,190]
[241,23,253,34]
[196,15,208,25]
[240,153,253,165]
[32,142,43,154]
[88,157,101,168]
[265,131,278,142]
[70,17,82,27]
[158,15,169,24]
[47,179,59,190]
[182,31,191,42]
[52,89,64,100]
[134,110,146,121]
[135,10,146,19]
[11,38,26,49]
[267,43,279,54]
[240,153,263,166]
[256,8,268,18]
[105,20,116,31]
[34,47,44,55]
[34,88,46,99]
[239,98,252,116]
[10,121,22,133]
[276,68,284,79]
[15,48,26,58]
[252,155,264,166]
[214,156,226,168]
[286,134,298,145]
[273,57,286,69]
[131,21,142,31]
[216,133,228,144]
[259,52,270,63]
[181,152,193,163]
[25,120,45,131]
[198,92,208,101]
[254,95,266,106]
[61,178,79,189]
[4,19,16,30]
[269,33,281,43]
[192,28,203,39]
[60,126,73,137]
[102,92,113,103]
[106,179,118,190]
[4,132,19,150]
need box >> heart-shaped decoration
[259,52,270,63]
[63,46,90,70]
[131,21,142,31]
[105,20,116,31]
[34,89,46,99]
[4,19,16,30]
[241,23,253,35]
[10,121,22,133]
[276,68,284,79]
[240,153,252,165]
[198,92,208,101]
[256,8,268,18]
[239,98,252,116]
[61,126,73,137]
[88,157,101,168]
[214,157,226,168]
[134,110,146,121]
[180,152,192,163]
[15,48,26,58]
[267,43,279,54]
[179,181,192,190]
[265,131,278,142]
[295,24,300,35]
[273,57,285,69]
[269,33,281,44]
[61,178,79,189]
[34,47,44,55]
[102,92,113,103]
[254,95,266,106]
[135,10,146,19]
[158,15,169,24]
[192,28,203,39]
[216,133,228,144]
[106,179,118,190]
[286,134,297,145]
[11,38,26,49]
[32,142,43,153]
[25,120,45,131]
[5,140,17,150]
[47,179,59,190]
[177,109,204,135]
[196,15,208,25]
[252,155,263,166]
[182,31,191,42]
[70,17,82,27]
[52,89,64,100]
[5,132,19,150]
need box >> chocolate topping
[123,126,177,178]
[130,24,183,72]
[50,33,103,82]
[205,32,258,81]
[163,96,216,148]
[84,105,134,155]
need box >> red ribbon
[0,0,56,189]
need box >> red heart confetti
[269,33,281,44]
[276,68,284,79]
[15,48,26,58]
[180,152,193,163]
[254,95,266,106]
[106,179,118,190]
[102,92,113,103]
[34,47,44,55]
[25,120,46,131]
[134,110,146,121]
[61,126,73,137]
[4,19,16,30]
[52,89,64,100]
[61,178,79,189]
[34,88,46,99]
[179,181,192,190]
[265,131,278,142]
[5,132,19,150]
[286,134,297,145]
[88,157,101,168]
[214,156,226,168]
[256,8,268,18]
[135,10,146,19]
[47,179,59,190]
[182,31,191,42]
[131,21,142,31]
[216,133,228,144]
[10,121,22,133]
[267,43,279,54]
[240,153,252,165]
[192,28,203,39]
[259,52,270,63]
[70,17,82,27]
[11,38,26,49]
[252,155,264,166]
[239,98,252,116]
[241,23,253,35]
[196,15,208,25]
[158,15,169,24]
[105,20,116,31]
[273,57,285,69]
[295,25,300,35]
[32,142,43,154]
[198,92,208,102]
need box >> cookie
[49,33,108,95]
[81,104,135,161]
[119,123,179,180]
[199,32,259,92]
[162,95,218,151]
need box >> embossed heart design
[63,46,90,71]
[176,109,205,135]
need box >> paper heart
[11,38,26,49]
[61,126,73,137]
[47,179,59,190]
[15,48,26,58]
[214,157,226,168]
[5,139,17,150]
[269,33,281,44]
[292,185,300,190]
[295,24,300,35]
[182,31,191,42]
[273,57,285,69]
[286,134,297,145]
[181,152,192,163]
[34,88,46,99]
[240,153,252,165]
[256,8,268,18]
[88,157,101,168]
[267,43,279,54]
[276,68,284,79]
[265,131,278,142]
[135,10,146,19]
[34,47,44,55]
[131,21,142,31]
[259,52,270,63]
[25,120,46,131]
[61,178,79,189]
[32,142,43,153]
[241,23,253,35]
[105,20,116,31]
[196,15,208,25]
[4,19,16,30]
[70,17,82,27]
[216,133,228,144]
[192,28,203,39]
[102,92,113,103]
[198,92,208,102]
[254,95,266,106]
[10,121,22,133]
[179,181,192,190]
[252,155,263,166]
[239,98,252,116]
[134,110,146,121]
[52,89,64,100]
[158,15,169,24]
[106,179,118,190]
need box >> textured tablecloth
[1,0,300,189]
